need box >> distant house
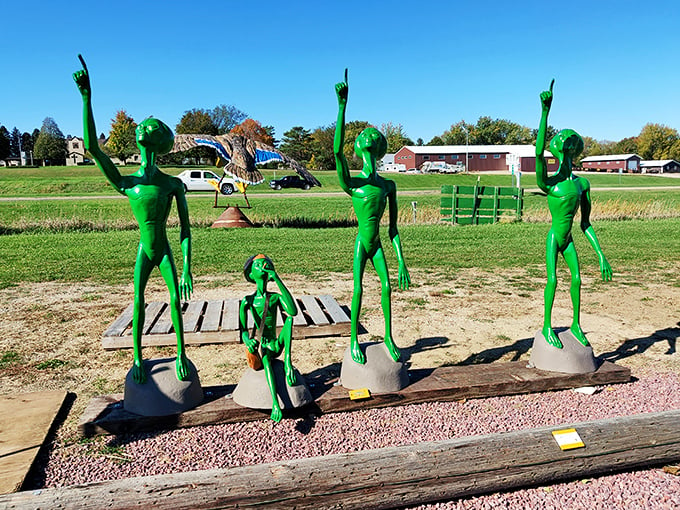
[392,145,559,173]
[580,154,641,173]
[66,136,86,165]
[68,135,142,166]
[380,153,406,172]
[639,159,680,174]
[0,157,21,167]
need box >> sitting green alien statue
[240,254,299,422]
[536,79,613,349]
[73,56,193,384]
[334,70,410,365]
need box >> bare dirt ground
[1,262,679,441]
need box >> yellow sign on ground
[552,428,585,450]
[349,388,371,400]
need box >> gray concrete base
[233,359,313,410]
[123,358,203,416]
[529,329,599,374]
[340,342,409,393]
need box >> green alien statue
[334,70,410,365]
[73,56,193,384]
[536,79,613,349]
[240,254,299,422]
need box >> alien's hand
[180,271,193,301]
[398,262,411,290]
[335,68,348,106]
[540,78,554,111]
[599,257,613,282]
[73,54,91,99]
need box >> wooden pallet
[102,295,350,350]
[79,360,630,437]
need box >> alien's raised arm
[334,69,351,194]
[73,55,124,194]
[535,79,554,194]
[269,270,298,317]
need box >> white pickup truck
[420,161,464,174]
[177,170,237,195]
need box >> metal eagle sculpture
[171,133,321,188]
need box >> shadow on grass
[599,322,679,362]
[402,336,450,362]
[256,217,358,229]
[458,337,534,366]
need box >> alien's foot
[176,353,190,381]
[570,324,590,347]
[132,359,147,384]
[350,340,366,365]
[542,327,563,349]
[270,405,282,423]
[384,337,402,363]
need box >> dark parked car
[269,175,311,190]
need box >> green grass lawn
[2,165,679,197]
[1,165,678,289]
[3,186,679,233]
[1,218,678,288]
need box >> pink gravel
[31,372,680,508]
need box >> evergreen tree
[0,126,10,161]
[34,117,67,165]
[9,127,22,158]
[21,132,34,162]
[280,126,313,162]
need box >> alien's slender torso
[351,175,390,251]
[124,172,177,263]
[547,175,585,249]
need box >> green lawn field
[1,165,679,196]
[1,166,679,288]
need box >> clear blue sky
[2,0,679,144]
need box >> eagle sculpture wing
[171,133,321,187]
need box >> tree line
[0,121,54,165]
[3,110,680,168]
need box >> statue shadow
[293,362,343,435]
[598,322,679,363]
[401,336,451,362]
[457,337,534,366]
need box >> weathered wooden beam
[78,361,629,437]
[316,361,630,414]
[6,409,680,509]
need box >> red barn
[580,154,641,173]
[392,145,559,173]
